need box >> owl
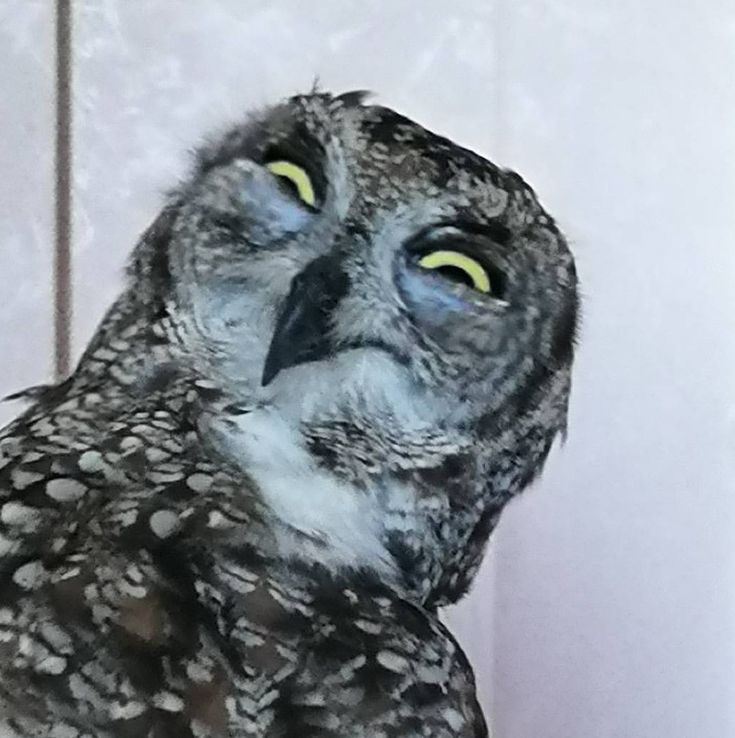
[0,90,578,737]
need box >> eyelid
[405,220,511,250]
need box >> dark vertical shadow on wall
[54,0,72,379]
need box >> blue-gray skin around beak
[261,255,350,387]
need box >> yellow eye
[265,160,316,207]
[417,250,492,294]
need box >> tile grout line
[53,0,73,380]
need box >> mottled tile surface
[0,1,55,426]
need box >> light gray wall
[1,2,734,736]
[491,5,735,736]
[0,1,55,427]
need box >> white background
[1,2,734,736]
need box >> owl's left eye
[265,160,316,208]
[417,250,492,294]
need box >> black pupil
[275,174,301,200]
[436,264,479,289]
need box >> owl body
[0,91,577,736]
[0,375,484,737]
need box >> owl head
[124,91,579,605]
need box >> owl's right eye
[265,160,316,208]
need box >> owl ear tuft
[334,89,373,108]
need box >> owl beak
[261,255,349,387]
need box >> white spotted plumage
[0,90,578,736]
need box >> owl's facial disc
[174,93,577,435]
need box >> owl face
[166,92,577,434]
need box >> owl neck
[200,402,500,609]
[61,291,196,410]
